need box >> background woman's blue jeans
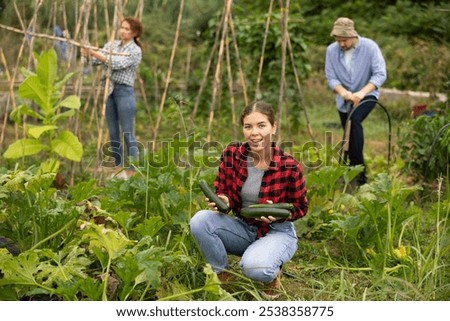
[106,84,138,167]
[190,210,298,283]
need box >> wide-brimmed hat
[330,17,358,38]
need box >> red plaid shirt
[214,142,308,238]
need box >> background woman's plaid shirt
[215,142,308,238]
[92,40,142,89]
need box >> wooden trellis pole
[0,23,130,56]
[276,0,289,144]
[255,0,275,100]
[94,0,122,174]
[189,6,225,125]
[134,0,154,132]
[152,0,185,149]
[286,31,315,141]
[206,0,232,142]
[26,0,44,70]
[11,0,43,140]
[0,49,18,148]
[227,10,248,107]
[70,0,93,185]
[225,33,238,140]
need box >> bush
[398,104,450,181]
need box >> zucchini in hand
[240,207,291,219]
[248,203,294,210]
[198,179,230,213]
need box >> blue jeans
[105,84,138,167]
[338,96,377,167]
[190,210,298,283]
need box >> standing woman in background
[81,17,143,179]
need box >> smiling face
[242,111,276,156]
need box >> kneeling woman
[190,101,308,297]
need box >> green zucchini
[240,207,291,219]
[248,203,294,210]
[198,179,230,213]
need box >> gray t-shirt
[241,156,265,208]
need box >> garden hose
[339,99,392,167]
[423,122,450,180]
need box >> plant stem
[30,218,77,251]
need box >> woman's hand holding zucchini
[199,179,230,213]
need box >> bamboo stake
[153,61,160,109]
[206,0,232,142]
[86,1,102,132]
[70,0,93,186]
[92,1,99,47]
[0,23,130,56]
[12,0,43,139]
[255,0,274,100]
[134,0,153,131]
[286,32,315,141]
[95,0,121,174]
[137,75,155,132]
[152,0,185,149]
[189,6,225,125]
[225,33,237,140]
[87,72,103,130]
[61,0,68,40]
[277,0,289,144]
[184,43,192,98]
[135,0,144,20]
[26,0,43,70]
[104,0,110,37]
[227,11,248,106]
[48,0,56,34]
[0,49,18,148]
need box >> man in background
[325,17,387,186]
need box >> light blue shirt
[325,36,387,112]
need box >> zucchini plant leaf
[0,250,51,287]
[39,247,92,286]
[81,222,130,262]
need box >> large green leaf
[81,223,130,261]
[20,66,36,78]
[18,75,50,112]
[57,95,81,110]
[37,48,58,88]
[0,250,52,287]
[27,125,57,139]
[52,109,76,123]
[39,247,91,285]
[3,138,46,159]
[9,104,44,124]
[51,130,83,162]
